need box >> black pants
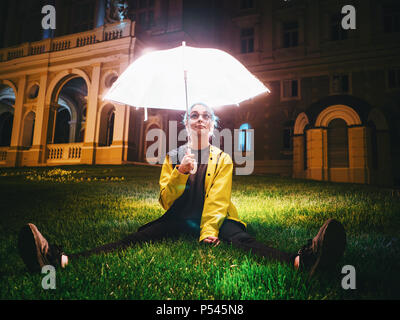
[69,218,295,265]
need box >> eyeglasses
[189,112,212,121]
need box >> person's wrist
[177,165,188,174]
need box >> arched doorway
[327,118,349,168]
[54,107,71,144]
[99,104,116,146]
[0,84,16,146]
[48,76,88,144]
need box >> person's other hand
[203,236,220,247]
[178,152,195,174]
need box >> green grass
[0,165,399,300]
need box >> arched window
[328,118,349,168]
[238,123,252,152]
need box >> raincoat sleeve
[199,153,233,242]
[158,154,190,210]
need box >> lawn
[0,165,399,300]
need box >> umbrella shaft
[184,70,189,113]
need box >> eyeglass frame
[189,111,212,121]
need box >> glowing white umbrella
[104,42,269,113]
[104,42,270,173]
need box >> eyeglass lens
[190,112,211,120]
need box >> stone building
[0,0,399,186]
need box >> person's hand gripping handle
[177,148,196,174]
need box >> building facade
[0,0,399,186]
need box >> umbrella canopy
[104,43,270,110]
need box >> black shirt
[166,144,210,231]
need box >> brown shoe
[17,223,64,273]
[297,219,347,276]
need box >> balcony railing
[0,147,8,162]
[47,143,83,163]
[0,20,135,63]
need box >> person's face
[186,104,213,138]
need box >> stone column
[30,72,50,165]
[110,103,128,163]
[292,134,305,179]
[348,126,369,184]
[81,63,101,164]
[95,0,106,28]
[307,128,327,181]
[6,76,26,167]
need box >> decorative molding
[294,112,310,135]
[315,104,362,127]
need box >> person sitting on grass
[18,103,347,277]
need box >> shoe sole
[17,223,48,273]
[310,219,347,276]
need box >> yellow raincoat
[159,145,246,242]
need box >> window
[240,28,254,53]
[328,118,349,168]
[28,84,40,99]
[330,13,348,41]
[331,74,350,94]
[282,21,298,48]
[240,0,254,10]
[238,123,252,152]
[282,79,299,99]
[388,68,400,89]
[148,11,155,26]
[128,0,155,30]
[383,5,400,33]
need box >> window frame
[280,79,301,101]
[330,73,352,95]
[282,20,299,48]
[382,4,400,34]
[240,27,255,54]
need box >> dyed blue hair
[182,102,220,129]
